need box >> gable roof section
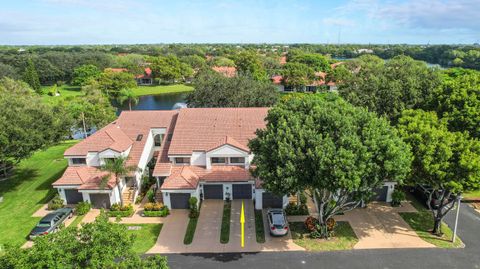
[168,108,268,155]
[52,166,117,190]
[208,136,250,153]
[64,125,133,156]
[160,165,254,190]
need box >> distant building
[135,67,153,85]
[212,66,237,78]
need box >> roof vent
[136,134,143,141]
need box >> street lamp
[452,194,462,243]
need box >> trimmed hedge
[108,203,134,218]
[143,210,169,217]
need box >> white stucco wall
[384,181,396,203]
[191,151,206,165]
[205,145,249,169]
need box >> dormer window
[71,158,86,165]
[229,157,245,165]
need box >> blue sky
[0,0,479,45]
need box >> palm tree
[100,156,139,206]
[117,88,139,111]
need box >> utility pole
[452,195,462,243]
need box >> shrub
[144,202,164,211]
[146,189,155,203]
[143,207,169,217]
[391,189,406,207]
[47,195,64,210]
[108,203,134,218]
[285,202,308,215]
[299,192,307,205]
[188,197,199,218]
[304,216,319,232]
[135,194,144,204]
[76,202,91,215]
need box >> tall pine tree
[23,59,41,93]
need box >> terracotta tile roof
[64,125,133,156]
[52,166,117,190]
[331,62,344,69]
[212,66,236,78]
[271,75,283,85]
[135,67,152,79]
[168,108,268,155]
[279,56,287,65]
[208,136,250,153]
[161,165,254,190]
[160,166,199,190]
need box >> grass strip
[254,210,265,243]
[220,201,231,244]
[183,217,199,245]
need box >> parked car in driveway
[29,208,74,239]
[267,209,288,236]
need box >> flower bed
[108,203,134,218]
[142,202,169,217]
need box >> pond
[113,92,188,114]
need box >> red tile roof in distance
[271,75,283,85]
[212,66,236,78]
[105,68,128,73]
[168,108,268,155]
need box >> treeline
[1,44,479,86]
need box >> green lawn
[399,192,463,248]
[220,201,231,244]
[40,85,84,104]
[125,224,163,254]
[183,217,199,245]
[290,221,358,251]
[69,214,85,228]
[463,189,480,200]
[254,210,265,243]
[0,141,77,247]
[131,84,194,97]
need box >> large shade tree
[433,68,480,138]
[0,78,70,178]
[187,71,279,108]
[249,93,412,237]
[338,55,441,121]
[397,109,480,235]
[233,50,267,81]
[0,211,168,268]
[71,64,101,86]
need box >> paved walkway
[335,202,435,249]
[82,209,101,224]
[147,209,190,254]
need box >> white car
[267,209,288,236]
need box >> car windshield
[37,221,51,227]
[272,213,285,227]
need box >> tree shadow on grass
[0,168,38,198]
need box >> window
[154,134,163,147]
[71,158,86,165]
[103,158,115,164]
[136,134,143,141]
[211,157,227,164]
[174,157,190,165]
[229,157,245,164]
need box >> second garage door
[170,193,191,209]
[203,184,223,199]
[89,193,111,209]
[262,192,283,208]
[233,184,252,199]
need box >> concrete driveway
[335,202,435,249]
[148,199,303,253]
